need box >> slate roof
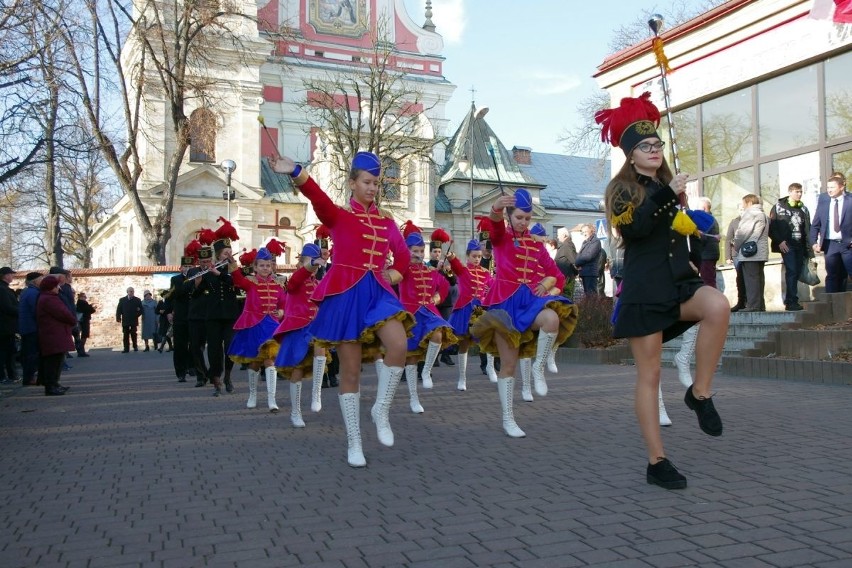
[519,152,610,213]
[259,158,304,203]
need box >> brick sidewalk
[1,348,851,567]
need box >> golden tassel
[652,37,672,74]
[610,204,634,228]
[671,210,698,236]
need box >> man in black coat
[428,242,457,366]
[165,257,194,382]
[574,224,602,296]
[116,287,143,352]
[0,266,19,384]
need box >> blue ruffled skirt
[308,272,413,362]
[228,315,279,363]
[449,300,481,338]
[274,326,313,373]
[406,307,456,355]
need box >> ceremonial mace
[486,138,520,245]
[257,115,298,194]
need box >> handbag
[739,222,759,258]
[798,259,820,286]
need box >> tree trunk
[45,78,63,268]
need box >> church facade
[89,0,456,267]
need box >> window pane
[830,148,852,185]
[659,106,698,174]
[382,159,401,201]
[759,151,820,228]
[758,66,818,156]
[702,89,753,169]
[704,167,754,256]
[825,51,852,141]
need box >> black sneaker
[685,385,723,436]
[178,377,187,383]
[785,303,804,311]
[646,458,687,489]
[224,379,234,393]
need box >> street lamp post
[221,159,237,220]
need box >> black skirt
[613,279,703,343]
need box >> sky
[400,0,664,155]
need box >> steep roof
[440,104,543,189]
[518,152,610,212]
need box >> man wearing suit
[573,223,602,296]
[810,173,852,293]
[116,287,143,352]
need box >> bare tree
[301,21,444,207]
[0,0,47,185]
[53,0,260,264]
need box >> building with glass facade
[594,0,851,307]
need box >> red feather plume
[184,239,202,257]
[197,228,217,245]
[265,238,285,257]
[401,220,421,238]
[594,91,661,148]
[316,224,331,240]
[430,228,451,244]
[215,217,240,241]
[239,248,257,266]
[475,216,493,232]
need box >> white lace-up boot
[497,377,525,438]
[246,368,259,409]
[532,332,557,396]
[546,346,558,373]
[674,325,697,387]
[370,364,403,446]
[339,393,366,467]
[290,382,305,427]
[265,366,279,412]
[311,355,326,412]
[456,352,468,391]
[405,364,423,413]
[420,342,441,389]
[485,354,498,383]
[520,358,533,402]
[659,385,672,426]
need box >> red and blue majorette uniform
[272,262,320,376]
[448,240,491,340]
[291,169,413,362]
[398,226,457,358]
[227,249,288,365]
[472,191,578,360]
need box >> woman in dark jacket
[598,92,729,490]
[36,276,77,396]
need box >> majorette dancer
[268,151,413,468]
[396,222,457,413]
[445,236,491,392]
[471,188,578,438]
[267,243,328,427]
[227,242,288,412]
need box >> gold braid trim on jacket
[609,182,644,228]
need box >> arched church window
[189,108,217,163]
[382,158,401,202]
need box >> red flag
[835,0,852,23]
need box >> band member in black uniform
[202,238,241,396]
[428,235,457,367]
[314,227,339,389]
[185,246,213,387]
[597,92,728,490]
[165,252,195,382]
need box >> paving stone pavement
[1,347,851,568]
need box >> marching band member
[269,243,327,427]
[397,222,456,413]
[203,224,241,396]
[446,238,490,392]
[471,189,577,438]
[184,243,214,388]
[228,243,288,412]
[268,151,413,468]
[596,92,727,489]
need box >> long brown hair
[604,154,674,243]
